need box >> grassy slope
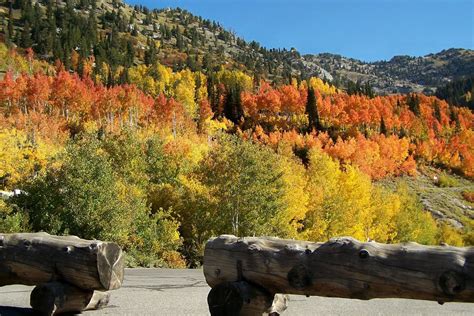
[379,166,474,229]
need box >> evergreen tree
[223,85,244,124]
[436,76,474,110]
[176,31,185,51]
[306,86,320,131]
[144,37,157,66]
[206,71,221,115]
[53,37,64,62]
[13,0,24,10]
[202,53,213,70]
[44,0,56,55]
[380,117,388,136]
[363,82,375,98]
[407,93,421,116]
[131,24,138,36]
[126,39,135,66]
[143,12,153,25]
[31,2,43,48]
[86,4,98,47]
[185,53,198,71]
[20,21,33,48]
[6,1,14,46]
[21,0,34,25]
[433,100,442,123]
[449,107,462,132]
[347,80,359,95]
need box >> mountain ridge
[308,48,474,94]
[1,0,473,95]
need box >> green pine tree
[433,100,442,123]
[144,37,158,66]
[20,21,33,48]
[223,85,244,124]
[6,2,14,46]
[407,94,421,116]
[380,117,388,136]
[306,86,320,131]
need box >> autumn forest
[0,0,473,267]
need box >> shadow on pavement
[0,307,37,316]
[0,307,80,316]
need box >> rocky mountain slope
[311,49,474,94]
[0,0,473,95]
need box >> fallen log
[203,235,474,305]
[30,282,110,316]
[0,232,124,291]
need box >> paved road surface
[0,269,472,315]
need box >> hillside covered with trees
[0,0,472,94]
[0,0,473,268]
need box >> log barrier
[0,232,125,315]
[203,235,474,315]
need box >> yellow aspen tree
[303,148,342,241]
[270,156,309,238]
[172,69,197,118]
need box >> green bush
[392,184,438,245]
[127,209,185,268]
[17,133,184,267]
[436,221,465,246]
[0,200,29,233]
[437,172,460,187]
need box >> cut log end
[97,242,125,290]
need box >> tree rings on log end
[97,243,125,290]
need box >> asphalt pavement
[0,268,473,315]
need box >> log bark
[203,235,474,303]
[30,282,110,316]
[208,281,288,316]
[0,232,124,291]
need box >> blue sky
[126,0,473,62]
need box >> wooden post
[208,281,288,316]
[0,232,124,291]
[204,235,474,305]
[30,282,110,316]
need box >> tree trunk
[0,232,124,291]
[30,282,110,316]
[204,235,474,304]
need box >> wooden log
[203,235,474,303]
[30,282,110,316]
[208,281,288,316]
[0,232,124,291]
